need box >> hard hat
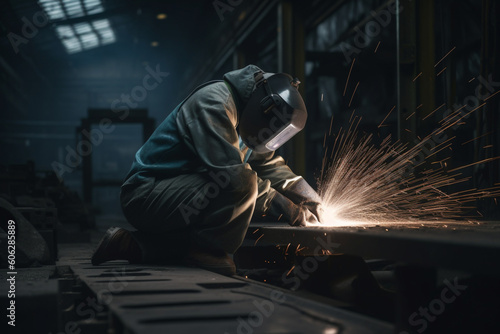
[239,72,307,153]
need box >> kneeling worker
[91,65,323,275]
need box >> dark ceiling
[0,0,250,116]
[2,0,222,63]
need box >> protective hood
[239,72,307,153]
[223,64,264,113]
[223,65,307,153]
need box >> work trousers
[120,170,258,262]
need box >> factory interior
[1,0,500,333]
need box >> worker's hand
[280,178,322,208]
[268,191,320,226]
[276,178,324,224]
[296,205,321,225]
[302,201,324,223]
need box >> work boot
[91,227,143,265]
[184,248,236,276]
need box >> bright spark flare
[313,118,500,227]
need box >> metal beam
[245,221,500,276]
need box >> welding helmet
[239,72,307,153]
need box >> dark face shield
[239,73,307,153]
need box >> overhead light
[56,18,115,54]
[38,0,104,21]
[39,0,115,54]
[151,41,159,47]
[156,13,167,20]
[92,19,115,45]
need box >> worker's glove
[302,201,324,224]
[268,191,320,226]
[280,178,324,223]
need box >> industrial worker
[91,64,323,276]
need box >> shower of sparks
[413,72,423,82]
[437,67,447,76]
[349,109,356,123]
[438,103,486,133]
[434,46,456,67]
[405,111,416,120]
[285,243,291,255]
[484,90,500,102]
[374,41,381,53]
[447,156,500,173]
[440,105,467,124]
[314,117,500,227]
[348,81,360,107]
[254,234,264,246]
[343,58,356,96]
[422,103,446,120]
[461,132,493,145]
[377,105,395,128]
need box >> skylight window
[55,19,115,54]
[38,0,104,21]
[92,20,115,45]
[39,0,115,54]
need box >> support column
[417,1,436,123]
[277,0,306,175]
[397,0,417,144]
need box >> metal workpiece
[238,221,500,333]
[244,221,500,276]
[63,256,392,334]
